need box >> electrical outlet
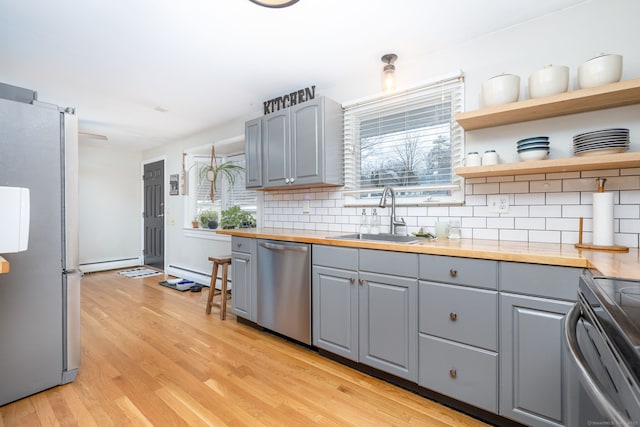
[302,200,311,214]
[488,194,509,213]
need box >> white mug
[482,150,499,165]
[464,152,481,167]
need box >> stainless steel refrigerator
[0,83,81,406]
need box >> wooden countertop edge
[0,256,9,274]
[217,228,639,279]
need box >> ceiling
[0,0,587,151]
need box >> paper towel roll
[592,192,614,246]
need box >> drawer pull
[449,369,457,378]
[449,312,457,321]
[449,269,458,277]
[236,242,242,248]
[349,277,355,285]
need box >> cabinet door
[290,98,323,186]
[263,110,289,187]
[231,251,253,321]
[359,271,418,381]
[244,117,262,188]
[312,265,358,361]
[500,293,576,427]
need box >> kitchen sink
[331,233,421,244]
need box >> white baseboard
[80,257,141,273]
[166,264,232,290]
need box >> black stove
[579,271,640,384]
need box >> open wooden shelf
[455,152,640,178]
[0,256,9,274]
[455,78,640,131]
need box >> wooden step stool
[205,256,232,319]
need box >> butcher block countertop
[217,228,640,281]
[0,256,9,274]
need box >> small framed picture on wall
[169,174,179,195]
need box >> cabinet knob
[449,269,458,277]
[290,178,295,184]
[349,277,355,285]
[237,242,242,248]
[449,312,457,321]
[358,279,364,286]
[449,369,457,378]
[285,178,290,184]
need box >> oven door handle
[565,302,629,425]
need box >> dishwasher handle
[259,241,309,253]
[565,302,629,425]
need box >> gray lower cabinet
[312,245,418,382]
[418,255,499,413]
[499,262,581,427]
[231,237,257,322]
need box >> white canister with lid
[464,152,481,167]
[482,150,499,165]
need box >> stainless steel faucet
[378,186,406,235]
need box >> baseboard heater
[166,264,231,290]
[80,257,141,273]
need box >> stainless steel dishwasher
[257,240,311,345]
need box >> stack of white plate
[573,128,630,156]
[517,136,550,161]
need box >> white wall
[142,0,640,275]
[79,143,142,271]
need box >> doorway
[143,160,164,269]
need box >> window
[187,153,257,224]
[343,74,464,206]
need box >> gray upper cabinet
[231,237,257,322]
[499,262,581,427]
[244,117,262,188]
[247,96,343,190]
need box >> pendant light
[249,0,299,8]
[381,54,398,92]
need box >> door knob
[358,279,364,286]
[349,277,355,284]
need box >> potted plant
[198,210,219,229]
[191,216,200,228]
[203,146,244,201]
[220,205,256,229]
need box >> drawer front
[312,245,358,270]
[359,249,418,278]
[419,282,497,351]
[500,262,582,301]
[231,236,255,255]
[419,255,497,289]
[419,335,498,413]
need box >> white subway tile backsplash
[500,181,529,193]
[530,180,562,193]
[530,205,562,217]
[529,230,561,244]
[261,168,639,248]
[621,190,640,204]
[473,183,500,194]
[500,229,528,242]
[546,192,580,205]
[514,193,546,205]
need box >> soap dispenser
[359,209,369,234]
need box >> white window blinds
[343,74,464,205]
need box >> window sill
[183,228,231,241]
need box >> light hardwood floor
[0,270,488,426]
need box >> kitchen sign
[263,85,315,115]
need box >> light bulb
[383,65,396,92]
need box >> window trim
[342,71,465,207]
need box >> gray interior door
[143,160,164,269]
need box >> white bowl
[482,74,520,107]
[518,149,549,162]
[578,54,623,89]
[528,65,569,98]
